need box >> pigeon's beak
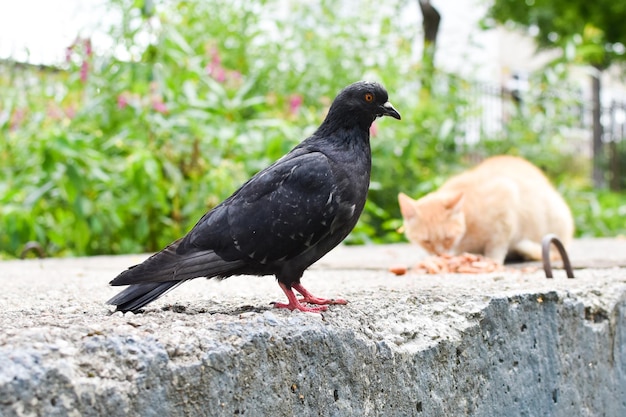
[379,101,401,120]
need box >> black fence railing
[463,80,626,190]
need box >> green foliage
[0,0,424,257]
[0,0,623,259]
[566,189,626,238]
[487,0,626,69]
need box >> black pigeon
[108,81,401,313]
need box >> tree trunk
[591,70,604,188]
[418,0,441,96]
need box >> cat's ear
[398,192,416,220]
[445,191,464,213]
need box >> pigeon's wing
[181,150,345,265]
[110,149,337,287]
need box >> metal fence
[463,80,626,190]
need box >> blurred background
[1,0,625,258]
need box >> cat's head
[398,191,466,255]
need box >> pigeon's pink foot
[292,283,348,306]
[274,282,348,312]
[272,301,328,312]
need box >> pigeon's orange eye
[364,93,374,102]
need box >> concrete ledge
[1,241,625,416]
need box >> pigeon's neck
[312,125,371,153]
[315,110,374,140]
[308,120,372,168]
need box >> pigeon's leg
[273,282,329,312]
[292,283,348,306]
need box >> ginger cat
[398,156,574,264]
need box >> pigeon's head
[333,81,401,123]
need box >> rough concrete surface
[0,239,625,416]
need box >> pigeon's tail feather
[107,281,182,313]
[109,239,245,286]
[107,239,247,312]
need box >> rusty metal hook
[541,234,574,278]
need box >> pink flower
[46,103,63,120]
[80,61,89,83]
[84,38,92,57]
[10,108,26,131]
[205,47,222,79]
[210,47,221,67]
[205,46,242,85]
[65,37,78,63]
[212,67,226,83]
[64,105,76,119]
[117,92,130,109]
[227,70,242,82]
[151,97,168,114]
[288,94,303,115]
[65,46,73,63]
